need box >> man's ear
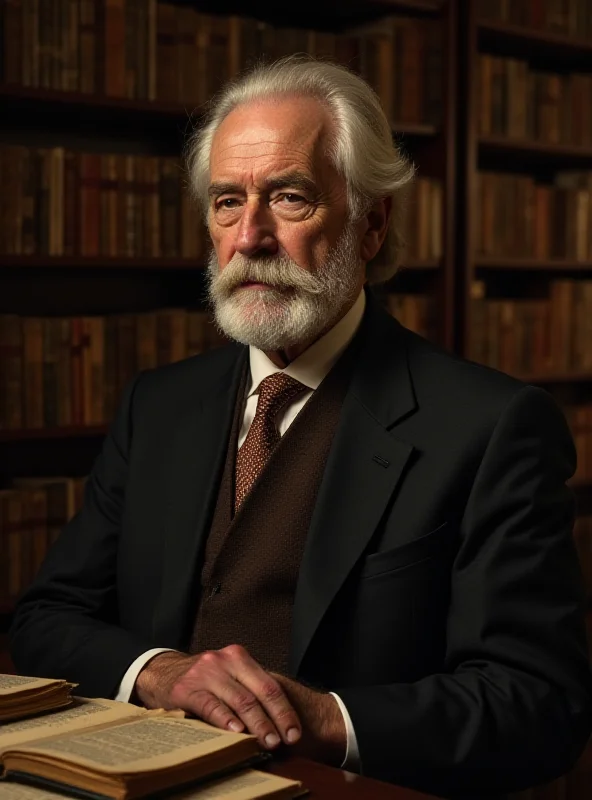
[360,197,392,262]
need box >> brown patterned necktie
[235,372,307,512]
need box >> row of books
[477,56,592,146]
[0,144,444,262]
[0,310,227,431]
[565,404,592,483]
[478,0,592,40]
[0,147,203,259]
[1,1,443,127]
[0,478,86,600]
[475,171,592,261]
[470,280,592,376]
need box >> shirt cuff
[113,648,178,703]
[329,691,361,773]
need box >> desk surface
[267,756,439,800]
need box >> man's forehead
[210,98,331,164]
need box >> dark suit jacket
[10,291,592,799]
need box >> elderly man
[10,57,592,799]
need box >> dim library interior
[1,0,592,796]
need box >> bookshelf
[458,4,592,794]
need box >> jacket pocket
[360,520,455,579]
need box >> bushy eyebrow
[208,171,317,199]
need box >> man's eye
[217,198,239,209]
[280,194,305,203]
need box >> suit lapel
[290,297,417,674]
[152,346,247,647]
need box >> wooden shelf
[0,426,108,443]
[478,20,592,61]
[0,85,439,142]
[370,0,443,14]
[0,256,205,271]
[0,83,197,117]
[479,136,592,163]
[475,258,592,272]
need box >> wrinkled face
[205,96,365,350]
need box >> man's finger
[214,676,283,750]
[185,688,245,735]
[221,645,301,745]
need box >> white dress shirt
[115,289,366,771]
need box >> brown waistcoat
[189,346,356,674]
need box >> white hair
[184,54,416,284]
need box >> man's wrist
[272,673,346,766]
[135,650,186,706]
[318,692,347,766]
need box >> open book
[0,676,76,722]
[0,693,303,800]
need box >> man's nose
[234,201,279,258]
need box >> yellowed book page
[0,769,301,800]
[174,769,301,798]
[0,698,145,753]
[8,717,256,775]
[0,677,70,696]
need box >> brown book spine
[70,316,84,426]
[79,0,97,94]
[104,0,125,97]
[90,315,105,424]
[80,153,101,257]
[549,280,574,372]
[65,0,79,92]
[3,0,23,84]
[42,317,60,429]
[21,147,37,256]
[124,0,137,99]
[159,158,180,258]
[156,1,177,102]
[81,316,93,426]
[103,314,118,421]
[23,316,44,428]
[147,0,156,100]
[63,150,78,256]
[56,317,73,427]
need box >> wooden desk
[267,756,440,799]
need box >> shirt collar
[247,289,366,397]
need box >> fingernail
[228,721,243,733]
[286,727,300,743]
[265,733,280,748]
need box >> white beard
[206,226,362,351]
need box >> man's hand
[271,673,347,767]
[134,646,301,751]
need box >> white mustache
[208,253,325,297]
